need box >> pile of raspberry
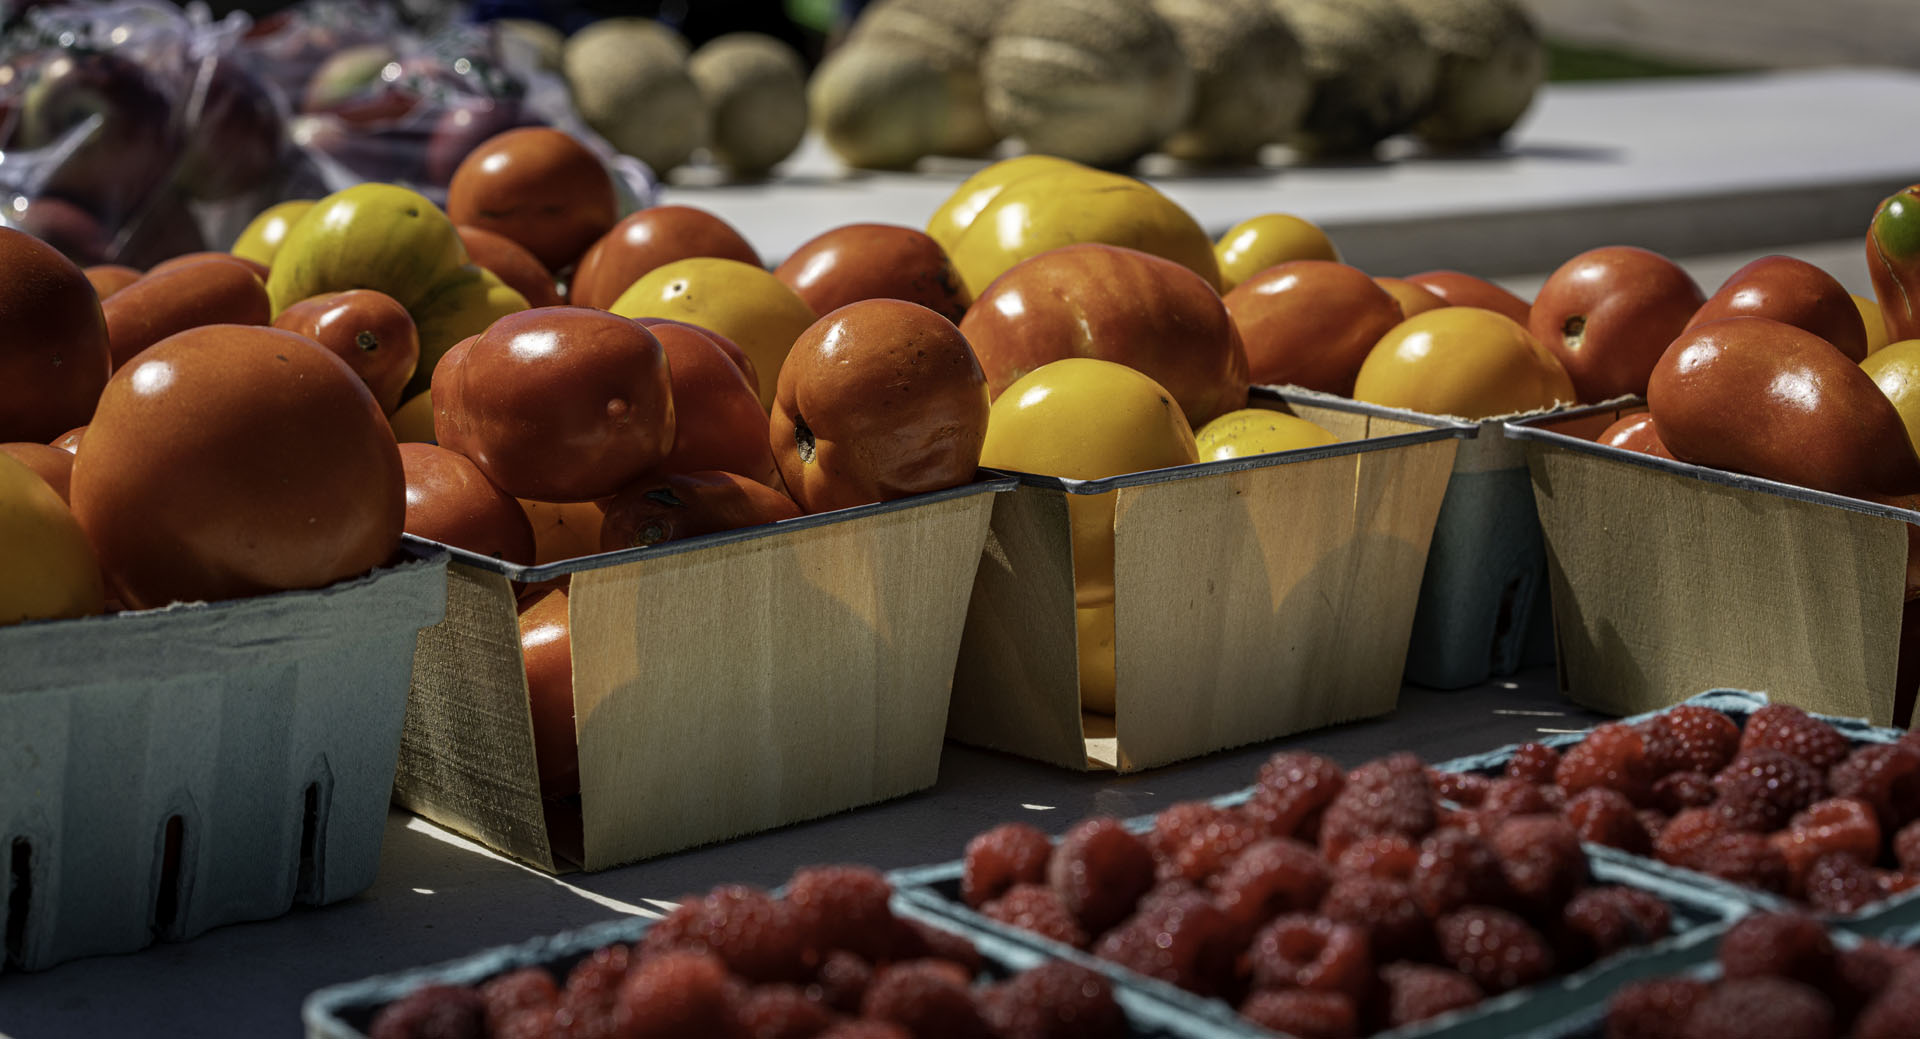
[962,750,1675,1038]
[1605,912,1919,1039]
[367,865,1127,1039]
[1433,703,1920,914]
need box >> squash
[1150,0,1310,163]
[1267,0,1439,156]
[1406,0,1546,150]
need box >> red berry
[1148,802,1235,861]
[1718,913,1837,989]
[786,866,897,963]
[479,968,559,1031]
[1713,749,1824,833]
[1605,977,1709,1039]
[1208,838,1330,936]
[1771,798,1881,896]
[1838,942,1920,1008]
[810,951,872,1013]
[1167,815,1264,884]
[1435,907,1555,994]
[1317,753,1436,860]
[1742,704,1852,771]
[1091,890,1238,996]
[906,918,984,977]
[1695,832,1793,894]
[369,984,486,1039]
[558,944,633,1039]
[1381,963,1483,1028]
[1560,887,1672,964]
[1480,777,1557,826]
[1654,807,1731,866]
[1333,833,1419,882]
[1565,787,1653,854]
[962,824,1053,909]
[1243,914,1373,999]
[1898,819,1920,872]
[1430,769,1491,806]
[862,961,993,1039]
[1491,815,1589,916]
[1556,723,1658,805]
[616,950,747,1039]
[1245,751,1345,841]
[1652,770,1718,813]
[1238,989,1358,1039]
[1829,743,1920,832]
[1409,828,1512,919]
[1320,875,1432,962]
[1858,962,1920,1039]
[736,984,833,1039]
[494,1008,558,1039]
[1805,852,1882,915]
[981,885,1088,949]
[1657,705,1743,774]
[984,962,1127,1039]
[1506,742,1563,783]
[1047,819,1156,935]
[671,886,810,983]
[817,1023,909,1039]
[1683,977,1835,1039]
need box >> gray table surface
[0,668,1608,1038]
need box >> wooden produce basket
[1506,406,1919,725]
[394,479,1008,873]
[947,388,1470,773]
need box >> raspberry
[1652,771,1718,813]
[1880,870,1918,896]
[558,944,633,1039]
[1208,838,1330,936]
[1605,977,1709,1039]
[982,885,1087,948]
[1742,704,1852,771]
[1430,769,1491,806]
[1694,832,1792,894]
[1167,815,1264,883]
[786,866,897,963]
[1858,963,1920,1039]
[1148,802,1235,861]
[1317,753,1436,859]
[1656,705,1743,774]
[861,961,993,1039]
[1243,914,1373,999]
[736,985,833,1039]
[1565,787,1653,854]
[1333,833,1419,882]
[962,824,1052,909]
[494,1008,558,1039]
[1505,742,1563,783]
[1491,815,1589,916]
[617,950,746,1039]
[1688,978,1836,1039]
[1091,890,1237,996]
[907,919,984,978]
[1898,819,1920,871]
[1556,723,1658,805]
[817,1024,909,1039]
[1481,777,1557,821]
[1771,798,1882,895]
[677,886,810,983]
[1320,875,1432,962]
[1559,887,1672,964]
[1829,743,1920,831]
[1838,942,1920,1007]
[369,984,486,1039]
[1718,913,1837,988]
[1047,819,1156,935]
[1713,749,1824,832]
[1410,828,1511,918]
[983,962,1126,1039]
[1435,907,1555,994]
[1381,963,1483,1028]
[1237,990,1357,1039]
[1654,807,1731,866]
[810,951,871,1013]
[1135,878,1202,917]
[479,968,559,1030]
[1805,853,1882,914]
[1637,809,1670,837]
[1246,751,1345,841]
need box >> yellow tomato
[609,257,818,411]
[1856,293,1892,355]
[1861,339,1920,454]
[389,390,437,444]
[981,358,1198,606]
[1195,409,1338,460]
[1077,603,1117,715]
[926,154,1088,255]
[0,452,104,625]
[946,168,1220,298]
[267,184,467,312]
[1353,307,1577,420]
[231,199,314,267]
[407,265,531,400]
[520,498,606,565]
[1213,213,1340,293]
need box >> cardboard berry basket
[1504,408,1920,726]
[0,546,449,972]
[1431,689,1920,934]
[947,387,1470,773]
[890,849,1747,1039]
[394,478,1009,874]
[302,888,1244,1039]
